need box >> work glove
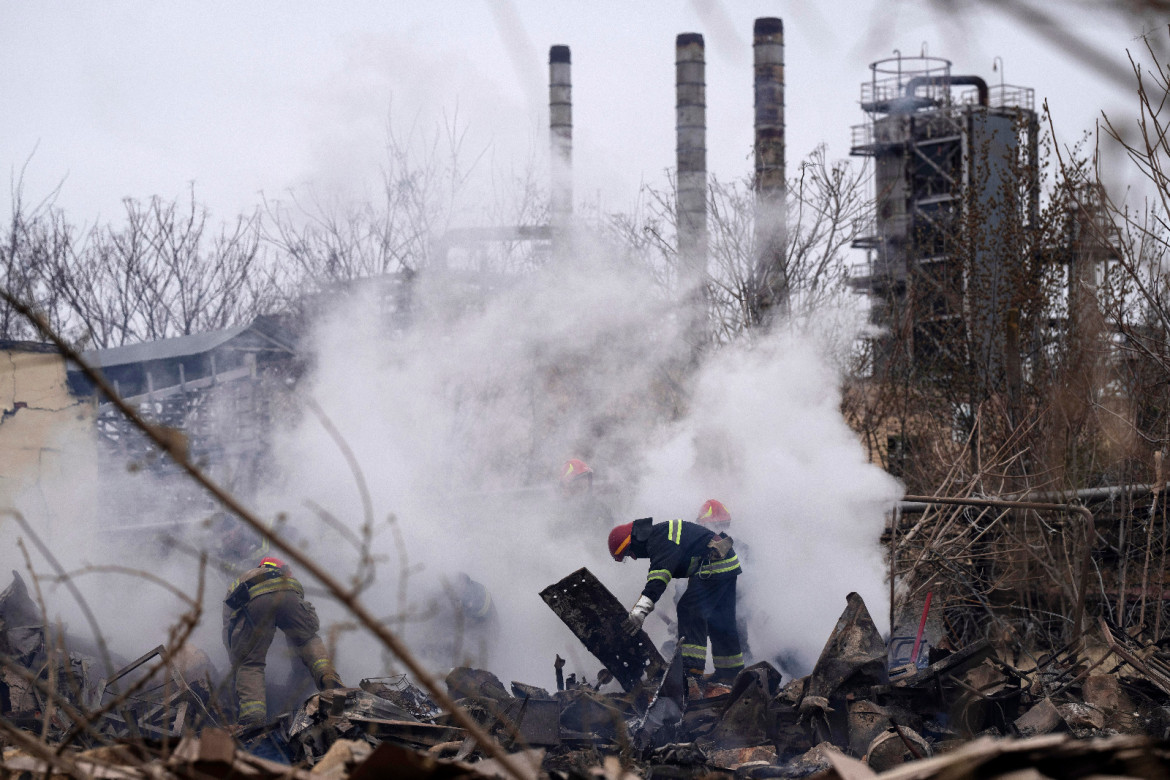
[623,595,655,635]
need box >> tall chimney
[676,32,707,327]
[549,45,572,236]
[752,17,787,323]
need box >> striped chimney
[676,33,707,288]
[752,17,788,322]
[549,45,572,233]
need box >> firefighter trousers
[677,575,743,681]
[226,590,339,727]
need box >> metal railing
[989,84,1035,112]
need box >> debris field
[5,567,1170,780]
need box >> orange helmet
[608,522,634,561]
[697,499,731,529]
[561,458,593,485]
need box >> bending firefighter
[223,557,343,728]
[694,499,752,664]
[608,517,744,684]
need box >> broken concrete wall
[0,344,96,522]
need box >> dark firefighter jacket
[460,577,496,623]
[222,565,305,628]
[629,517,741,603]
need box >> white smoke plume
[0,236,899,698]
[0,419,227,681]
[260,233,901,688]
[630,325,902,673]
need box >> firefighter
[697,499,731,536]
[450,572,500,667]
[222,557,343,728]
[456,573,498,633]
[415,572,499,669]
[608,517,744,685]
[560,458,615,528]
[693,499,753,668]
[560,458,595,496]
[661,498,735,652]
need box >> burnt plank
[540,567,665,692]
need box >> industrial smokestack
[752,17,787,323]
[676,32,707,333]
[549,45,572,236]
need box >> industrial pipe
[676,33,707,282]
[549,45,572,234]
[752,16,787,321]
[905,75,989,107]
[753,18,785,196]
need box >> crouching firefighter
[223,557,343,728]
[608,517,744,685]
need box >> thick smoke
[257,239,691,687]
[0,236,899,696]
[0,419,227,681]
[631,326,901,673]
[260,233,900,688]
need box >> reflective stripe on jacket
[633,517,741,603]
[225,566,304,612]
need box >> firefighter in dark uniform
[693,499,753,667]
[223,557,343,727]
[560,459,616,529]
[455,572,500,666]
[416,572,499,669]
[608,517,744,684]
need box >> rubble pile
[7,570,1170,779]
[0,570,220,742]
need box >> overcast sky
[1,2,1156,227]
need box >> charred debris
[5,567,1170,780]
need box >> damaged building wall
[69,316,302,503]
[0,342,97,522]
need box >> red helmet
[697,499,731,528]
[608,522,634,561]
[260,557,286,570]
[561,458,593,485]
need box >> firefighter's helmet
[561,458,594,496]
[561,458,593,484]
[260,557,286,570]
[697,499,731,531]
[608,522,634,561]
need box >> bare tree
[1097,28,1170,386]
[1,169,74,342]
[3,181,279,349]
[262,112,490,289]
[609,144,870,344]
